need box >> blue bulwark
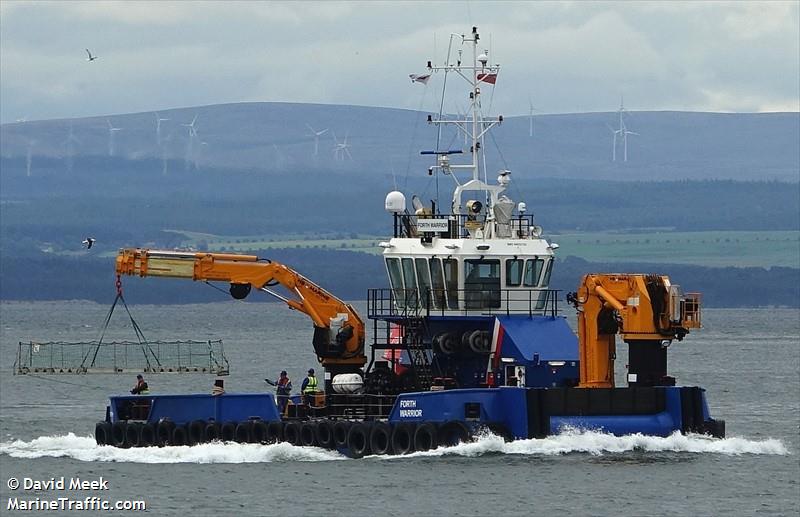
[494,315,578,363]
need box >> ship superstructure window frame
[443,258,459,309]
[386,257,406,306]
[506,258,524,287]
[401,258,418,308]
[429,258,447,309]
[464,259,501,309]
[523,258,545,287]
[415,258,432,309]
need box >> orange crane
[570,274,701,388]
[115,248,366,373]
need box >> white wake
[0,429,789,464]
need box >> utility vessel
[95,27,724,456]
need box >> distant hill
[1,102,798,182]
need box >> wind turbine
[182,115,198,170]
[62,120,80,173]
[608,96,638,162]
[332,132,352,161]
[305,124,329,157]
[26,140,35,177]
[107,119,122,157]
[155,112,170,146]
[528,95,539,138]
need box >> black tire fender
[171,425,188,446]
[220,422,237,442]
[283,421,302,445]
[235,421,253,443]
[347,422,371,458]
[157,420,175,447]
[266,421,284,443]
[390,422,415,455]
[204,422,221,442]
[125,422,142,448]
[333,421,351,449]
[300,422,318,447]
[252,420,269,444]
[369,422,392,455]
[139,423,156,447]
[111,421,128,448]
[438,420,471,446]
[187,420,206,445]
[413,422,438,451]
[315,420,335,449]
[95,422,112,446]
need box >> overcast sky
[1,1,798,124]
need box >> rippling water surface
[1,302,797,516]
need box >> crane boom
[572,273,701,388]
[115,248,366,369]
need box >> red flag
[409,73,431,85]
[477,73,497,85]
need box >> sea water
[1,301,797,516]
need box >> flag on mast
[409,73,431,85]
[477,73,498,85]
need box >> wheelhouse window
[506,259,524,287]
[523,258,544,287]
[535,259,554,310]
[465,259,501,309]
[540,259,553,287]
[443,258,459,309]
[429,258,447,309]
[401,258,418,308]
[386,258,405,306]
[415,258,431,309]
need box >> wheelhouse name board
[416,220,450,233]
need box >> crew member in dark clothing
[130,374,150,395]
[265,370,292,414]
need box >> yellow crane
[570,274,701,388]
[115,248,366,373]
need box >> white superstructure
[381,27,558,316]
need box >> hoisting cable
[80,276,160,372]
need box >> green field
[163,229,800,268]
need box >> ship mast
[425,26,503,216]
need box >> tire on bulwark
[315,420,335,449]
[266,421,284,443]
[111,421,128,448]
[438,420,471,447]
[220,422,237,442]
[204,422,221,442]
[413,422,438,452]
[95,422,112,446]
[157,420,175,447]
[125,422,142,448]
[283,421,302,446]
[171,425,188,446]
[369,422,392,455]
[333,421,351,449]
[347,422,371,459]
[187,420,206,445]
[252,420,269,444]
[139,423,156,447]
[235,421,253,443]
[390,422,416,455]
[300,422,317,447]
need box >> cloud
[0,1,797,123]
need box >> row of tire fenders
[95,419,511,458]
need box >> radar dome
[385,191,406,214]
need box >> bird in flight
[85,49,98,62]
[82,238,96,249]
